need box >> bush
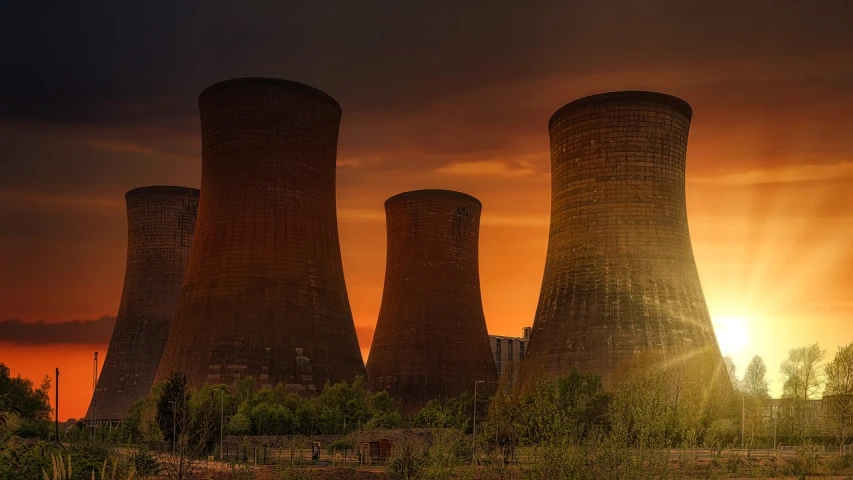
[704,419,738,457]
[825,452,853,474]
[129,447,159,476]
[16,418,50,438]
[783,445,822,477]
[67,437,117,480]
[386,434,426,480]
[326,438,355,457]
[0,438,56,480]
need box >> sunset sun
[713,316,750,355]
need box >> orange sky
[1,2,852,421]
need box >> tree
[741,355,770,449]
[724,356,739,391]
[824,342,853,446]
[704,419,738,458]
[781,344,825,400]
[742,356,770,398]
[156,372,190,448]
[780,343,825,442]
[0,363,52,438]
[152,375,222,480]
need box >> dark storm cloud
[0,316,115,345]
[2,1,851,125]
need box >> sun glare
[713,316,750,355]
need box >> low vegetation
[2,340,853,478]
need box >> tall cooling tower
[366,190,497,410]
[525,91,724,383]
[87,186,198,421]
[155,78,365,391]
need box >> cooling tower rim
[125,185,200,200]
[548,91,692,130]
[199,77,341,114]
[385,189,482,208]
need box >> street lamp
[472,380,485,466]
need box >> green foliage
[188,384,227,448]
[420,429,467,480]
[326,438,355,456]
[41,451,136,480]
[128,447,158,477]
[228,412,251,435]
[824,342,853,446]
[0,363,52,438]
[0,438,56,480]
[123,396,161,445]
[411,393,478,433]
[364,391,403,430]
[704,418,738,456]
[66,436,117,480]
[155,371,189,446]
[385,433,426,480]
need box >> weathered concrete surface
[87,186,199,420]
[155,78,365,391]
[526,91,725,384]
[367,190,496,411]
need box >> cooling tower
[87,186,198,421]
[525,91,724,384]
[366,190,497,410]
[154,78,365,391]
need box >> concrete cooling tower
[155,78,365,391]
[87,186,198,421]
[525,91,725,384]
[366,190,497,410]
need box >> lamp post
[472,380,485,466]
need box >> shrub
[386,434,426,480]
[129,447,159,477]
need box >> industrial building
[525,91,726,385]
[87,186,199,421]
[366,189,497,410]
[489,327,531,391]
[155,78,365,391]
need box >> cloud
[338,208,385,222]
[808,301,853,311]
[0,316,115,345]
[435,161,536,177]
[0,191,123,213]
[481,215,550,227]
[689,161,853,186]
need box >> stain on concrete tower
[525,91,725,384]
[155,78,365,391]
[366,190,497,410]
[87,186,198,421]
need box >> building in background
[489,327,531,390]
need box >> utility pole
[472,380,484,466]
[55,368,59,444]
